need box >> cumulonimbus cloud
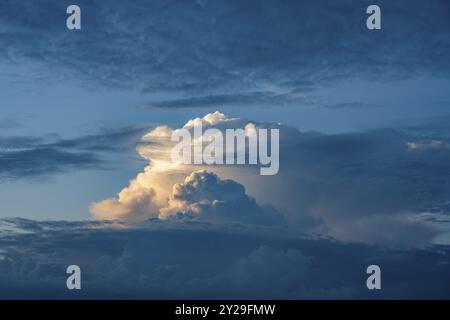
[91,111,450,246]
[90,111,283,226]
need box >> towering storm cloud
[90,112,450,246]
[91,112,283,226]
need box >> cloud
[91,112,284,226]
[90,177,160,221]
[52,127,145,153]
[0,117,20,130]
[406,140,450,150]
[0,127,144,180]
[0,144,100,180]
[91,168,284,227]
[1,0,449,106]
[1,218,450,299]
[160,170,284,226]
[91,112,450,246]
[145,91,301,109]
[0,217,120,236]
[222,245,313,298]
[320,102,378,110]
[263,126,450,245]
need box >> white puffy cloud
[160,170,284,226]
[90,111,282,226]
[90,178,159,221]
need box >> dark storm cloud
[0,127,143,180]
[0,218,450,299]
[1,0,449,105]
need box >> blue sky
[1,0,450,298]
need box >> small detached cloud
[406,140,450,150]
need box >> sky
[1,0,450,299]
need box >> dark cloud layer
[1,0,449,107]
[0,127,143,180]
[0,218,449,299]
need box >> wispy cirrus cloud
[0,127,144,180]
[0,117,20,130]
[145,91,304,109]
